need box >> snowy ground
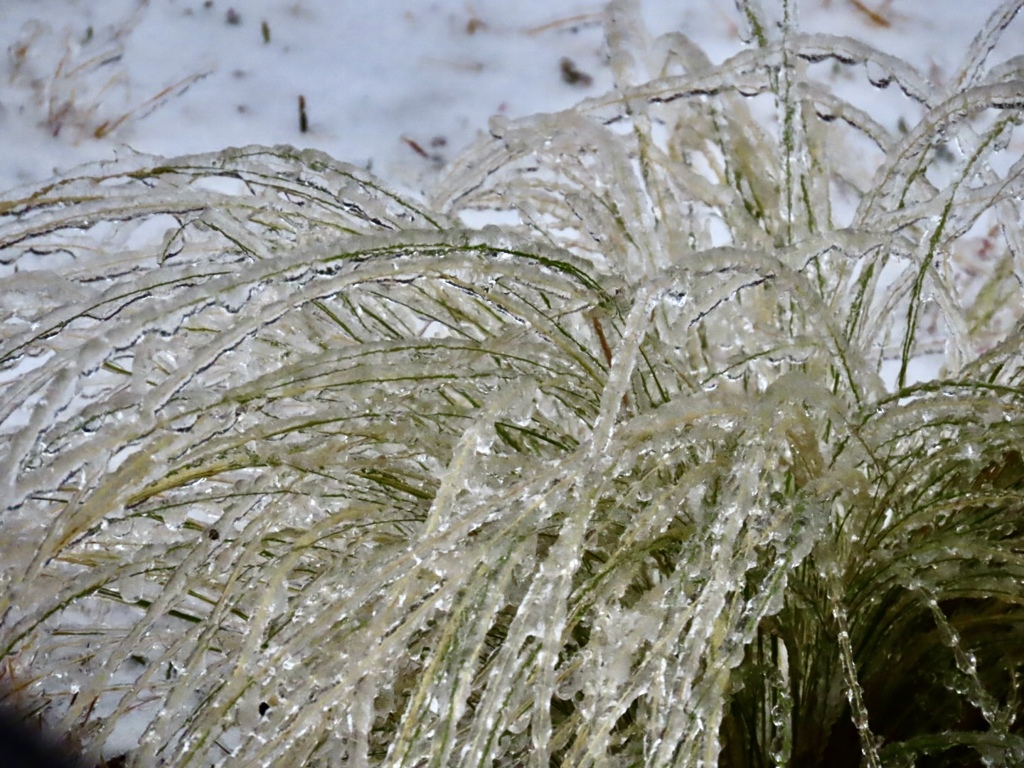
[2,0,1019,199]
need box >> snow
[3,0,1017,198]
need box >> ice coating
[2,1,1024,765]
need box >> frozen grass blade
[2,1,1024,766]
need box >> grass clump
[2,1,1024,765]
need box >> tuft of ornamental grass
[2,0,1024,765]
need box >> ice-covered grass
[3,0,1024,765]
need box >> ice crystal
[2,1,1024,766]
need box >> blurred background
[1,0,1015,196]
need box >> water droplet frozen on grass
[865,60,894,90]
[115,573,147,603]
